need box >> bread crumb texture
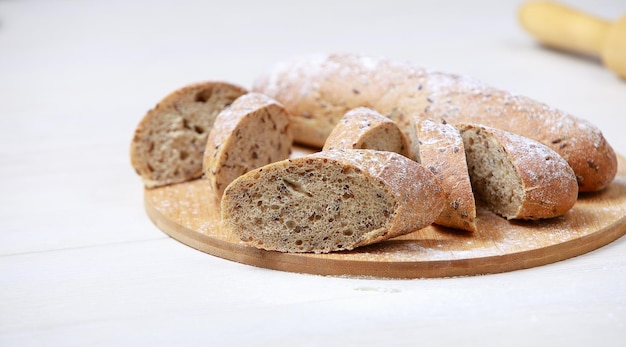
[130,81,247,188]
[221,150,444,253]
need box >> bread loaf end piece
[221,150,444,253]
[417,119,477,231]
[457,123,578,220]
[203,93,293,198]
[130,81,247,188]
[322,107,414,160]
[422,71,617,192]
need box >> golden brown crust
[252,53,617,192]
[130,81,247,188]
[221,150,444,253]
[417,119,477,231]
[203,93,293,199]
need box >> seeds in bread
[203,93,293,198]
[130,81,247,188]
[221,150,445,253]
[322,107,413,160]
[457,123,578,220]
[417,119,477,231]
[252,53,617,192]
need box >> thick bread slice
[252,53,617,192]
[457,123,578,220]
[130,81,247,188]
[221,150,445,253]
[322,107,414,160]
[417,119,477,231]
[203,93,293,198]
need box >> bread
[322,107,413,160]
[130,81,247,188]
[457,123,578,220]
[203,93,293,198]
[417,119,477,231]
[252,53,617,192]
[221,149,445,253]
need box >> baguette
[457,123,578,220]
[417,119,477,231]
[130,81,247,188]
[252,53,617,192]
[221,149,445,253]
[203,93,293,198]
[322,107,413,160]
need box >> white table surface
[1,0,625,346]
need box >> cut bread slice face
[130,81,247,188]
[457,123,578,220]
[417,119,477,231]
[221,149,445,253]
[322,107,413,159]
[203,93,293,198]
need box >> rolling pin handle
[519,1,611,56]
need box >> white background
[1,0,625,346]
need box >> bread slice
[221,149,445,253]
[322,107,415,160]
[203,93,293,198]
[417,119,477,231]
[457,123,578,220]
[130,81,247,188]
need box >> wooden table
[2,1,625,346]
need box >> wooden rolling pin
[519,1,626,79]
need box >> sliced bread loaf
[130,81,247,188]
[221,149,445,253]
[457,123,578,220]
[203,93,293,198]
[417,119,477,231]
[253,53,616,192]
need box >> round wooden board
[144,153,626,279]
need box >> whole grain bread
[322,107,414,160]
[130,81,247,188]
[457,123,578,220]
[417,119,477,231]
[221,149,445,253]
[203,93,293,198]
[252,53,617,192]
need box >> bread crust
[221,150,445,253]
[417,119,477,231]
[130,81,247,188]
[252,53,617,192]
[458,123,579,220]
[203,93,293,198]
[322,107,413,159]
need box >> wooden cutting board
[144,151,626,279]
